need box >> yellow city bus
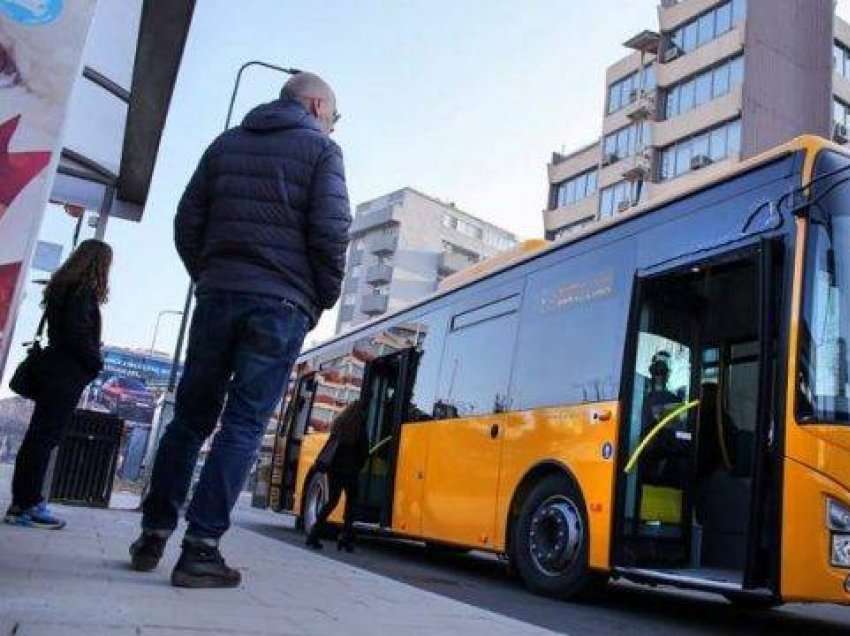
[254,136,850,606]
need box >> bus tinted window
[511,244,634,409]
[435,301,520,418]
[407,309,449,421]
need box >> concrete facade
[337,188,518,334]
[544,0,837,241]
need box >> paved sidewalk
[0,467,555,635]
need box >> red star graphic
[0,115,51,221]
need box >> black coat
[43,285,103,387]
[174,97,352,327]
[315,402,369,477]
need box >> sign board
[0,0,99,373]
[32,240,62,273]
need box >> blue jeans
[141,291,309,540]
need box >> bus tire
[511,473,600,599]
[302,472,333,539]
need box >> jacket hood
[241,98,323,133]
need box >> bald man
[130,71,351,588]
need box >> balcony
[366,263,393,285]
[368,233,398,255]
[361,293,388,316]
[350,206,398,235]
[439,250,476,276]
[622,150,654,182]
[624,90,658,121]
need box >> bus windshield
[799,151,850,424]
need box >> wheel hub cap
[529,496,582,576]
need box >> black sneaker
[171,539,241,589]
[129,531,167,572]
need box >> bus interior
[616,245,779,590]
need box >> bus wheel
[512,474,600,599]
[302,472,328,537]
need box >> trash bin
[49,409,123,507]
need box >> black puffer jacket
[174,97,351,326]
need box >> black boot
[305,531,323,550]
[337,531,355,553]
[171,538,241,589]
[129,531,168,572]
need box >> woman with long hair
[5,239,112,529]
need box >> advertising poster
[86,347,184,425]
[0,0,98,373]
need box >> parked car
[99,376,155,422]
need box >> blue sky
[4,0,850,391]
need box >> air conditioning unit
[617,199,631,213]
[602,152,619,166]
[665,46,681,63]
[834,123,849,144]
[690,154,713,170]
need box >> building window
[548,218,593,241]
[484,232,516,250]
[667,0,745,59]
[659,118,742,181]
[606,64,657,115]
[436,296,520,418]
[835,42,850,80]
[343,293,356,305]
[835,98,849,127]
[603,121,651,164]
[351,265,363,278]
[554,168,598,209]
[664,56,743,119]
[455,218,484,240]
[599,180,644,218]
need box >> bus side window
[436,296,520,418]
[406,309,449,422]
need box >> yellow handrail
[624,400,701,474]
[369,436,393,456]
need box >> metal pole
[166,288,193,393]
[148,310,183,382]
[71,213,84,249]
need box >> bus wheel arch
[507,462,605,599]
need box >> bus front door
[273,373,317,512]
[355,349,417,527]
[616,245,780,595]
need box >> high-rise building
[544,0,837,241]
[336,188,518,333]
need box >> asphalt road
[236,510,850,636]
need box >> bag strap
[34,312,47,342]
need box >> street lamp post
[149,310,183,364]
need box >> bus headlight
[828,499,850,568]
[833,535,850,568]
[828,499,850,532]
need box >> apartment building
[336,188,518,333]
[544,0,835,241]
